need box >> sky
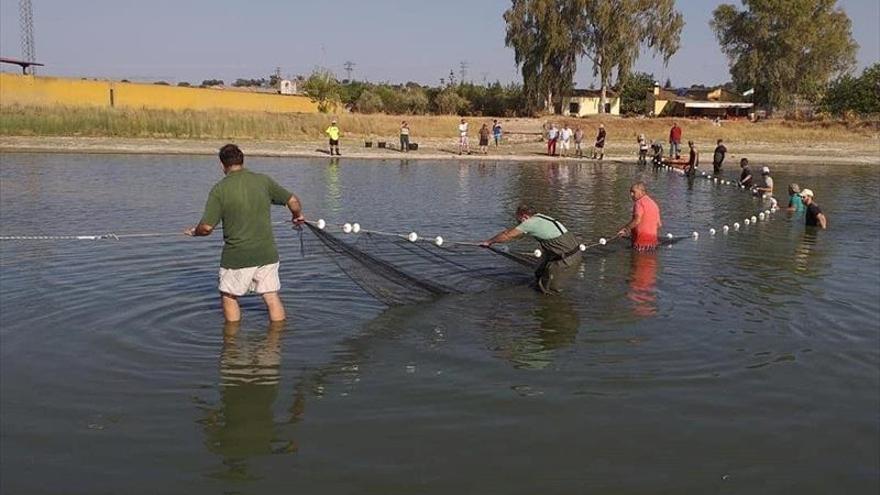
[1,0,878,87]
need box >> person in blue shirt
[786,183,805,213]
[492,120,503,147]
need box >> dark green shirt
[199,169,292,269]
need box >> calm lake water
[1,153,878,494]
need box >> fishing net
[306,224,538,306]
[305,223,688,307]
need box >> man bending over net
[480,205,582,294]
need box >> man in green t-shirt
[186,144,305,322]
[480,205,582,294]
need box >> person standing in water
[617,182,662,251]
[712,139,727,175]
[186,144,305,322]
[637,133,649,166]
[800,189,827,229]
[739,158,753,188]
[787,183,805,212]
[480,205,582,294]
[325,119,341,156]
[685,140,699,178]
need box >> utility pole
[19,0,36,73]
[343,61,355,82]
[459,61,469,83]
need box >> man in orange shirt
[617,182,662,250]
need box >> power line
[19,0,36,73]
[459,61,469,83]
[343,61,356,82]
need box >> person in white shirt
[458,118,469,155]
[546,123,559,156]
[559,125,573,157]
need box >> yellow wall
[0,73,319,113]
[561,96,621,116]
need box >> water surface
[1,153,878,494]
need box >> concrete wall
[561,96,620,116]
[0,73,319,113]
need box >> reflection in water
[627,251,658,317]
[496,295,580,370]
[200,321,294,481]
[324,159,342,214]
[794,230,818,273]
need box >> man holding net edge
[480,206,582,294]
[185,144,305,322]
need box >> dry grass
[0,105,876,145]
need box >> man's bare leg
[262,291,286,321]
[221,292,241,322]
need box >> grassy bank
[1,104,876,145]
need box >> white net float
[750,215,757,223]
[692,231,699,239]
[407,232,418,242]
[316,219,326,230]
[352,223,361,233]
[533,249,543,258]
[342,222,353,233]
[722,225,730,233]
[744,219,751,225]
[758,213,765,221]
[666,233,674,240]
[734,222,740,230]
[599,237,607,245]
[709,228,716,236]
[434,236,443,246]
[579,244,587,251]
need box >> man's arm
[287,193,305,225]
[480,227,524,247]
[618,210,643,237]
[817,213,827,229]
[739,173,752,185]
[185,223,214,236]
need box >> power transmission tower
[343,61,355,82]
[459,61,469,83]
[19,0,36,73]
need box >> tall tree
[574,0,684,113]
[504,0,580,113]
[711,0,857,111]
[504,0,683,114]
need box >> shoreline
[1,136,877,165]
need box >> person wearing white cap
[800,189,827,229]
[754,166,774,198]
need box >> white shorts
[560,140,570,150]
[219,262,280,296]
[459,135,469,146]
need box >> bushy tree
[619,71,655,115]
[302,68,342,113]
[434,89,470,115]
[821,63,880,116]
[200,79,224,87]
[355,89,385,113]
[711,0,857,111]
